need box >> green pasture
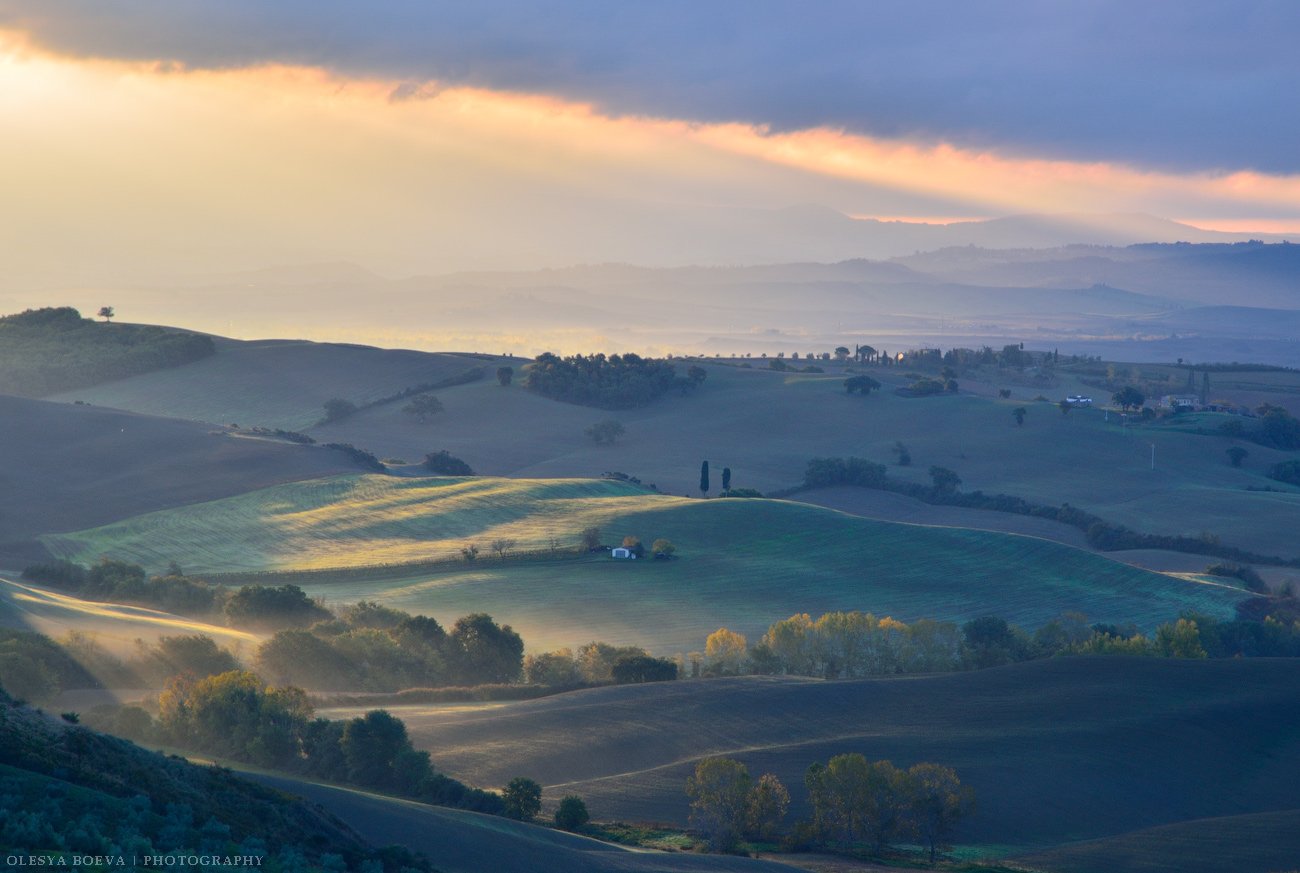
[43,475,1249,652]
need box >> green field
[48,333,1300,558]
[336,657,1300,861]
[42,475,1248,652]
[308,360,1300,557]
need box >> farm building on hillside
[1158,394,1198,410]
[611,547,636,559]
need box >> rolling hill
[40,475,1248,652]
[47,335,508,431]
[0,574,256,652]
[249,772,801,873]
[1016,808,1300,873]
[320,657,1300,860]
[0,395,366,562]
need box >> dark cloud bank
[2,1,1297,173]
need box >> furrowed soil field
[1016,808,1300,873]
[320,658,1300,860]
[248,773,801,873]
[42,475,1249,652]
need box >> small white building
[611,547,636,559]
[1159,394,1198,410]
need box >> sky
[1,1,1299,286]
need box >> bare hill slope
[47,336,505,431]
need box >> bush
[554,795,590,830]
[424,450,474,475]
[322,442,385,472]
[1268,459,1300,486]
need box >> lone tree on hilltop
[700,460,710,497]
[496,366,513,386]
[586,419,625,445]
[1227,446,1249,467]
[97,306,114,322]
[403,394,444,422]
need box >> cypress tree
[699,461,710,497]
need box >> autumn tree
[687,758,752,851]
[907,763,975,863]
[745,773,790,841]
[704,628,747,676]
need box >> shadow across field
[248,772,801,873]
[340,658,1300,855]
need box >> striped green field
[42,475,1249,653]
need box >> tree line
[801,456,1300,567]
[686,754,972,862]
[696,608,1300,680]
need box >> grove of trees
[525,352,682,408]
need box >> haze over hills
[5,219,1297,362]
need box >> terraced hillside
[42,475,1248,652]
[321,657,1300,859]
